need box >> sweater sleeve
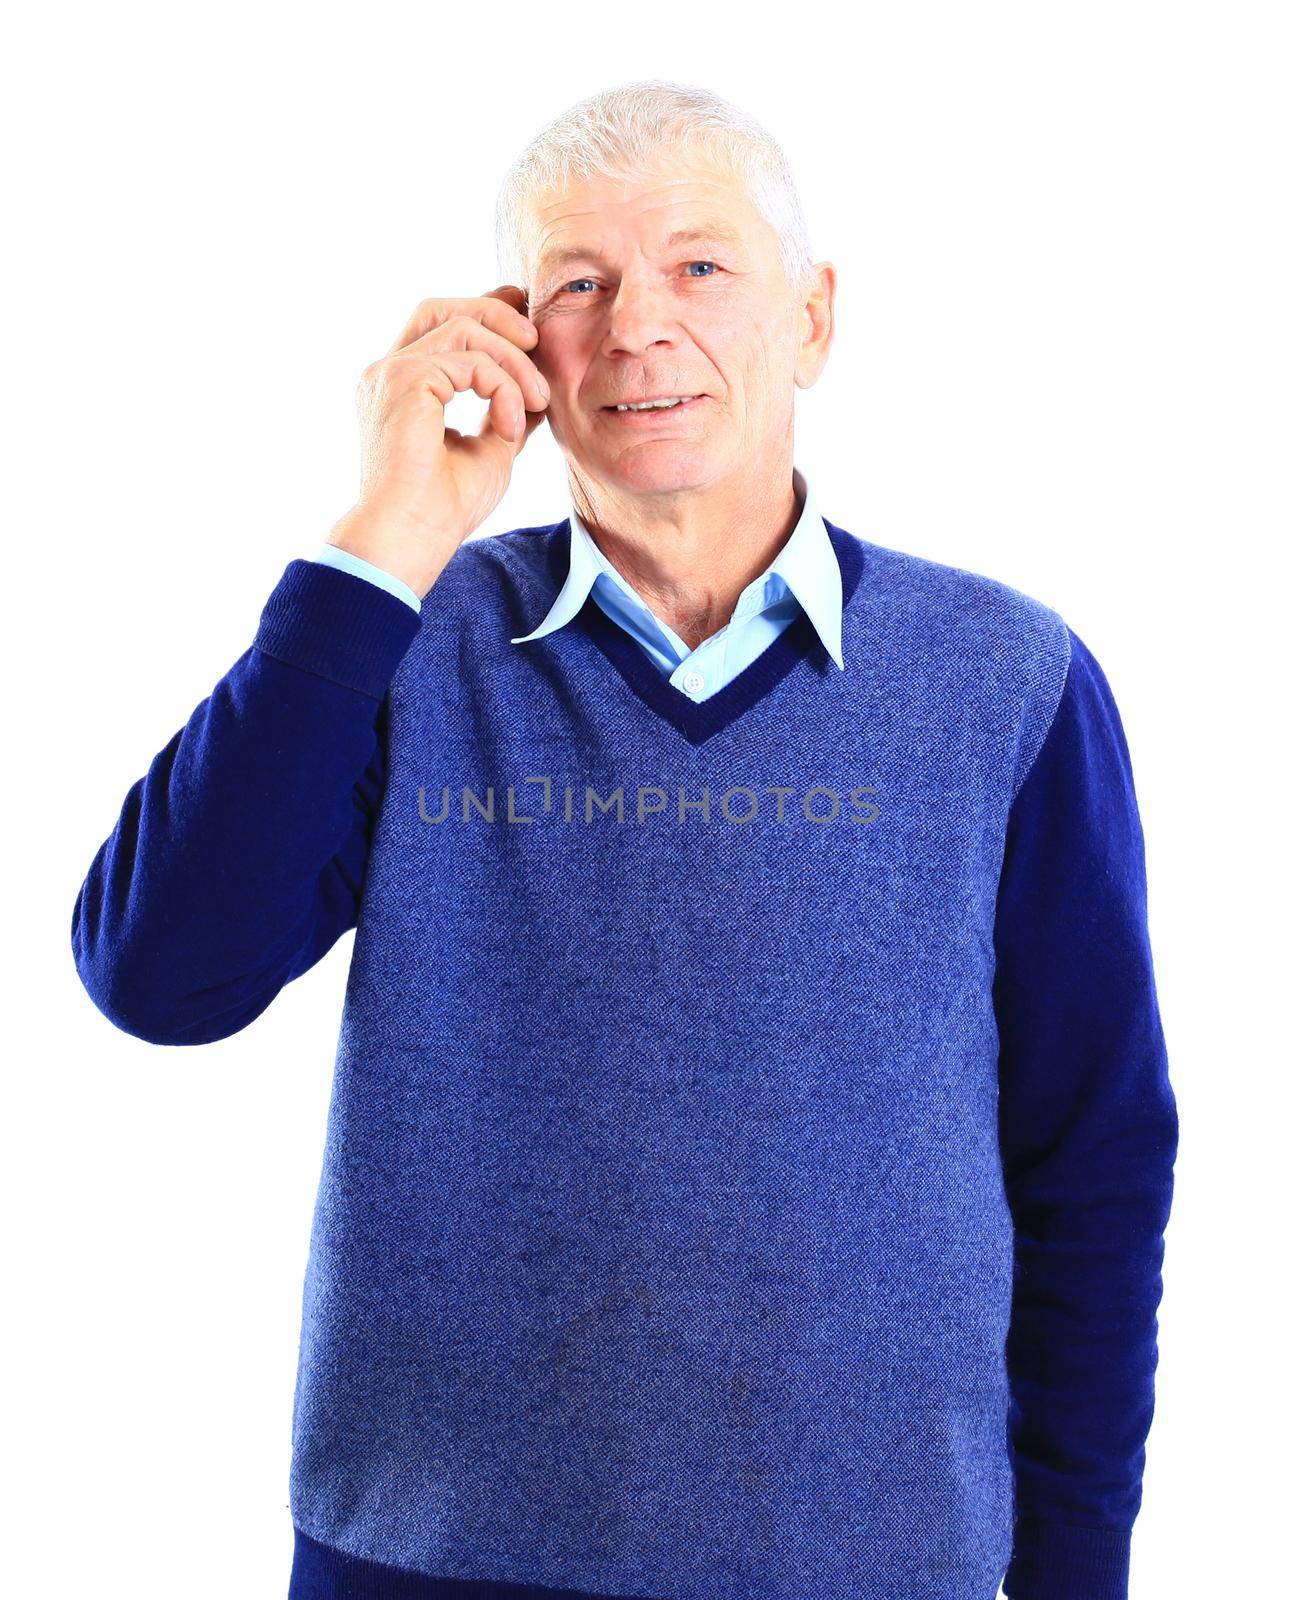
[312,543,423,611]
[995,626,1179,1600]
[70,560,422,1046]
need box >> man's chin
[580,439,721,495]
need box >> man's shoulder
[459,518,567,567]
[408,518,566,632]
[437,516,561,586]
[852,530,1070,661]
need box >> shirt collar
[509,464,844,671]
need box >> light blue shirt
[313,465,844,703]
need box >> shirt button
[682,668,705,697]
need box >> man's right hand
[325,285,550,599]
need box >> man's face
[525,160,819,498]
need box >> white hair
[494,79,816,301]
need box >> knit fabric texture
[71,515,1178,1600]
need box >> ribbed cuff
[1004,1518,1132,1600]
[312,543,422,611]
[253,559,422,700]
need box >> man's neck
[570,466,803,650]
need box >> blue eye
[560,261,722,296]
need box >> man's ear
[794,261,836,390]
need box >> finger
[486,285,537,344]
[395,314,549,415]
[469,397,548,462]
[420,347,530,443]
[511,403,549,446]
[386,290,537,358]
[485,284,528,317]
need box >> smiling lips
[600,394,707,417]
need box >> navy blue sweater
[71,519,1178,1600]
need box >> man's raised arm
[70,283,552,1046]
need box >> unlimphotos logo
[416,777,880,827]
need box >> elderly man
[71,80,1178,1600]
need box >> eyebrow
[532,223,745,285]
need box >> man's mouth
[600,395,706,416]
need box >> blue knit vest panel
[287,517,1071,1600]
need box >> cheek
[705,306,796,403]
[530,321,582,391]
[738,341,793,407]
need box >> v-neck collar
[536,516,865,747]
[511,466,846,678]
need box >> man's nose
[602,278,678,358]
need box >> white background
[6,3,1285,1596]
